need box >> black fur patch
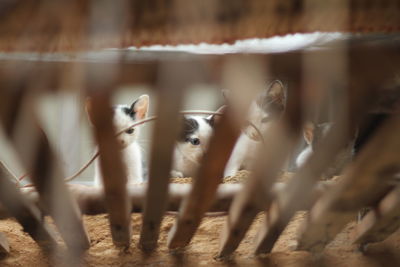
[121,106,136,120]
[180,117,199,142]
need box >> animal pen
[0,1,400,266]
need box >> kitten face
[176,116,214,163]
[112,95,149,149]
[245,80,286,140]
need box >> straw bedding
[1,171,400,266]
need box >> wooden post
[167,110,240,249]
[139,62,185,252]
[87,92,132,247]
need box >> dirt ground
[1,172,400,266]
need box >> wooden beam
[167,109,240,249]
[87,92,132,247]
[0,162,58,250]
[352,185,400,246]
[139,62,185,252]
[0,181,335,218]
[296,115,400,253]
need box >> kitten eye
[125,128,135,134]
[261,117,270,123]
[190,138,200,146]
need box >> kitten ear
[207,105,227,126]
[303,122,315,145]
[266,80,285,107]
[131,94,149,120]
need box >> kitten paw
[170,170,184,178]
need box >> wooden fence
[0,35,400,263]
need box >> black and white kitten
[171,109,223,178]
[224,80,286,177]
[93,95,149,186]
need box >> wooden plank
[167,109,240,249]
[0,162,58,250]
[0,232,10,257]
[139,62,185,251]
[352,185,400,246]
[87,92,132,247]
[0,181,335,218]
[0,82,90,254]
[296,115,400,253]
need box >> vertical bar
[139,62,184,251]
[167,109,240,249]
[218,54,303,258]
[87,91,132,247]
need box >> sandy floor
[1,172,400,266]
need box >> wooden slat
[296,115,400,253]
[0,232,10,257]
[218,121,299,258]
[0,162,58,250]
[167,109,240,249]
[217,55,303,258]
[139,62,185,251]
[0,79,90,254]
[352,185,400,246]
[88,92,132,247]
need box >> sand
[1,172,400,266]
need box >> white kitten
[296,122,354,178]
[171,111,221,178]
[224,80,286,177]
[93,95,149,186]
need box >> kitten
[295,122,354,178]
[224,80,286,177]
[171,108,223,178]
[93,95,149,186]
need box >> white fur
[295,123,354,178]
[171,116,213,178]
[224,102,274,177]
[94,100,147,186]
[295,146,312,168]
